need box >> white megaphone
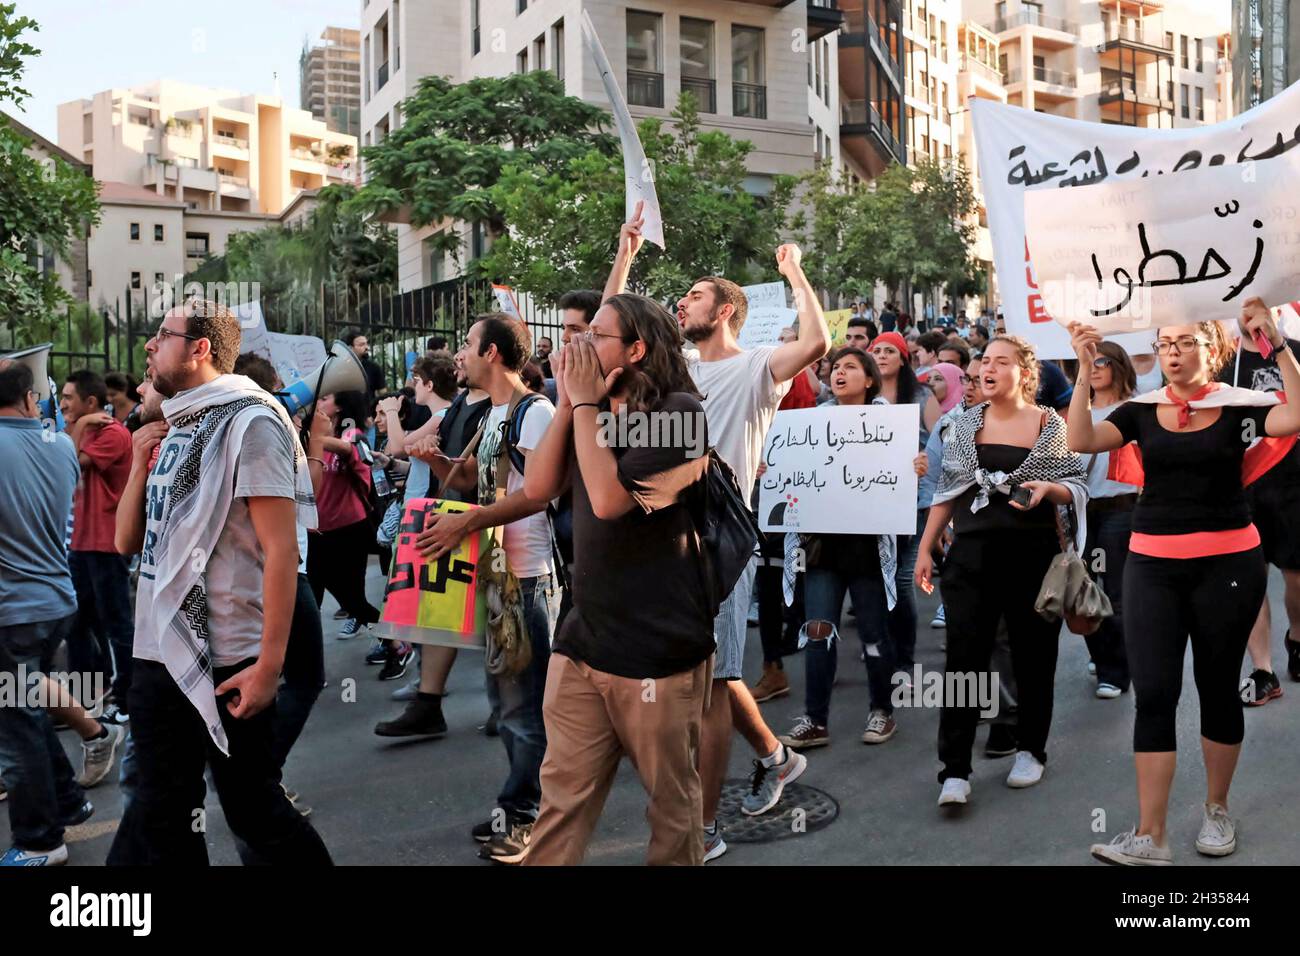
[276,339,369,417]
[1,342,57,419]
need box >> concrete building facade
[301,26,363,138]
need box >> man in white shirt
[605,210,831,860]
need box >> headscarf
[926,362,964,414]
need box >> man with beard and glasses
[106,299,331,866]
[604,205,831,861]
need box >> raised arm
[115,421,168,555]
[602,199,646,301]
[523,345,574,503]
[1065,321,1125,453]
[1239,297,1300,437]
[767,244,831,384]
[565,338,633,519]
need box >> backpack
[500,392,572,588]
[688,449,762,619]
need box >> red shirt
[779,367,819,410]
[72,419,133,553]
[315,428,371,532]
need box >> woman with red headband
[869,331,943,692]
[1068,298,1300,866]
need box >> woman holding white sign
[916,336,1087,806]
[1068,300,1300,866]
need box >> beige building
[361,0,843,291]
[963,0,1231,127]
[301,26,362,137]
[56,80,358,218]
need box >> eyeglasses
[959,375,975,385]
[581,330,631,344]
[1153,336,1209,355]
[1092,356,1113,368]
[153,326,203,343]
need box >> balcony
[806,0,845,42]
[377,61,389,91]
[212,131,248,149]
[218,173,249,187]
[841,98,904,166]
[961,54,1003,86]
[627,69,664,108]
[733,82,767,119]
[290,146,324,163]
[680,76,717,113]
[1099,70,1174,111]
[990,10,1077,51]
[842,7,905,90]
[1100,20,1173,58]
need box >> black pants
[1123,547,1267,752]
[270,574,326,770]
[757,537,803,666]
[67,550,134,704]
[107,659,333,866]
[1083,504,1133,690]
[937,529,1061,782]
[307,519,381,625]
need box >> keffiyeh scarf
[931,402,1089,552]
[155,374,317,755]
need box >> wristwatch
[1274,338,1292,359]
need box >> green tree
[351,71,616,271]
[482,93,797,303]
[0,3,101,349]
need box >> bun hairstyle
[986,334,1040,403]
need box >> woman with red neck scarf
[1068,298,1300,866]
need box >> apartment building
[361,0,847,290]
[1232,0,1300,113]
[962,0,1231,128]
[837,0,909,180]
[301,26,363,138]
[56,80,358,218]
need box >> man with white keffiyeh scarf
[914,336,1087,807]
[106,300,332,866]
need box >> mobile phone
[372,465,394,498]
[354,439,375,466]
[1009,484,1033,508]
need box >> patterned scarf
[932,402,1089,552]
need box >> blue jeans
[802,567,893,725]
[0,615,86,852]
[486,574,558,819]
[1084,505,1133,690]
[889,509,925,672]
[68,550,134,704]
[271,574,326,769]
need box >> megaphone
[0,342,58,421]
[277,339,369,417]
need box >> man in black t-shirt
[1221,329,1300,701]
[520,293,713,866]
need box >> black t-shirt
[1219,339,1300,489]
[436,392,490,504]
[553,392,713,679]
[807,531,881,575]
[953,444,1057,535]
[1106,401,1272,535]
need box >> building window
[732,25,766,119]
[680,17,716,113]
[517,0,527,13]
[186,232,210,257]
[154,272,165,286]
[154,224,164,242]
[363,32,371,101]
[1196,38,1203,71]
[131,271,141,290]
[1180,83,1189,119]
[516,49,528,74]
[627,10,664,108]
[1195,86,1204,120]
[471,0,481,55]
[1180,35,1188,69]
[393,0,400,71]
[552,19,565,87]
[129,222,140,241]
[1165,31,1173,52]
[533,34,545,71]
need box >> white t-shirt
[688,346,790,489]
[476,397,556,579]
[136,416,298,667]
[1083,403,1140,501]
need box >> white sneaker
[1087,661,1096,676]
[938,777,970,806]
[930,605,946,628]
[1096,683,1122,699]
[1006,751,1045,788]
[77,723,124,788]
[0,844,68,866]
[1195,803,1237,857]
[1091,828,1173,866]
[703,826,727,863]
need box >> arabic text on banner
[737,306,798,349]
[492,283,523,321]
[741,282,787,309]
[236,302,328,384]
[970,79,1300,358]
[824,308,853,346]
[1024,149,1300,335]
[378,498,488,650]
[758,404,920,536]
[580,10,665,249]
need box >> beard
[681,311,719,344]
[149,370,179,398]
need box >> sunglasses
[1092,357,1113,368]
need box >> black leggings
[1123,547,1267,752]
[307,519,381,625]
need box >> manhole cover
[717,780,839,843]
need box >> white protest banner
[580,9,665,249]
[971,79,1300,358]
[492,283,522,321]
[266,331,328,384]
[737,306,797,350]
[742,282,786,309]
[758,404,919,536]
[1024,149,1300,335]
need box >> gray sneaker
[1091,828,1173,866]
[77,724,124,788]
[740,746,807,816]
[1195,803,1237,857]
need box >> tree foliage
[482,93,797,303]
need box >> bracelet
[307,457,325,466]
[1274,339,1291,359]
[572,402,600,411]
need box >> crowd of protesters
[2,207,1299,868]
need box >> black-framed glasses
[581,329,632,344]
[1092,356,1113,368]
[153,326,203,343]
[1153,336,1209,355]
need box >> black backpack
[689,449,762,618]
[500,392,573,589]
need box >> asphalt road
[9,564,1299,866]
